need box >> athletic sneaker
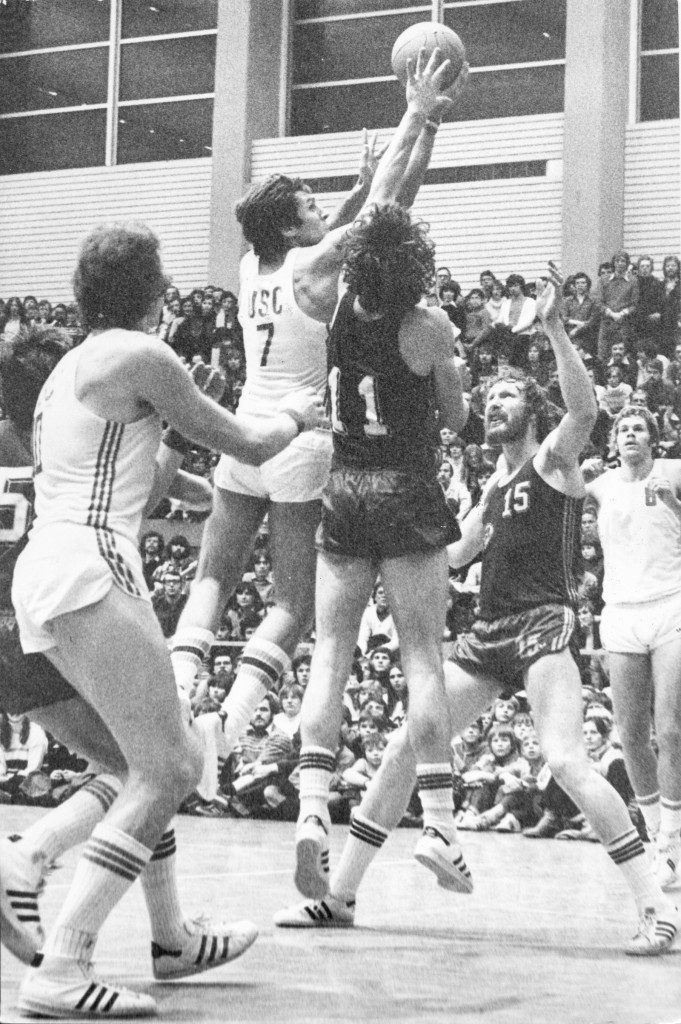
[151,915,258,979]
[294,816,330,899]
[413,827,474,894]
[0,834,46,966]
[655,833,680,891]
[18,955,157,1018]
[273,895,355,929]
[625,905,678,957]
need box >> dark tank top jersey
[327,292,439,471]
[479,458,583,620]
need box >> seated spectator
[223,581,265,641]
[489,274,537,368]
[633,255,664,352]
[357,582,398,654]
[151,568,188,638]
[0,710,49,803]
[341,732,388,809]
[492,695,519,727]
[193,677,229,717]
[157,296,182,343]
[601,365,633,416]
[228,696,298,819]
[272,682,303,739]
[642,358,674,414]
[660,255,681,358]
[152,534,197,590]
[349,710,381,759]
[461,288,492,356]
[457,724,523,829]
[469,339,497,391]
[490,730,546,832]
[576,599,607,689]
[139,530,164,591]
[63,303,86,347]
[440,282,467,337]
[248,551,274,606]
[658,408,681,457]
[606,339,637,388]
[485,279,506,324]
[437,459,471,519]
[526,341,553,386]
[342,662,365,723]
[386,661,408,726]
[292,652,312,691]
[0,296,26,339]
[168,296,195,348]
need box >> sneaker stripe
[76,983,98,1010]
[195,935,207,964]
[221,937,229,960]
[90,986,109,1011]
[102,991,119,1013]
[208,936,218,962]
[303,905,319,922]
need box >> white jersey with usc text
[236,248,328,419]
[30,333,162,549]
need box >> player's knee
[656,720,681,753]
[545,748,584,787]
[382,728,414,776]
[165,731,203,801]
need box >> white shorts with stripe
[600,589,681,655]
[12,522,149,653]
[213,428,332,503]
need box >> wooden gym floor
[1,805,680,1024]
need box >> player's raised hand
[433,61,469,117]
[356,129,388,191]
[537,261,564,325]
[405,47,454,118]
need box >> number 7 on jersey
[257,322,274,367]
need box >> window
[0,0,110,54]
[0,0,216,174]
[291,0,566,134]
[639,0,679,121]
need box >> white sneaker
[151,915,258,980]
[0,834,46,966]
[274,894,355,929]
[655,833,680,891]
[18,955,157,1018]
[294,816,330,899]
[625,905,678,957]
[413,827,474,894]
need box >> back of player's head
[342,204,435,317]
[490,366,552,442]
[235,174,307,260]
[0,323,71,428]
[73,222,168,332]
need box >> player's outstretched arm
[538,263,596,466]
[429,308,469,434]
[325,130,385,231]
[446,500,485,569]
[397,63,469,209]
[133,343,324,466]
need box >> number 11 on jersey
[328,368,388,436]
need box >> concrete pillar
[207,0,287,289]
[561,0,631,274]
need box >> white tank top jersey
[30,333,162,549]
[597,461,681,604]
[236,248,328,419]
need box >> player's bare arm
[535,263,597,493]
[446,470,498,569]
[132,341,323,466]
[294,48,454,322]
[398,305,467,433]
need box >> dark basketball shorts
[317,466,461,561]
[449,603,577,690]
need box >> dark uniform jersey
[327,292,439,472]
[479,458,583,621]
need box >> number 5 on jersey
[502,480,530,517]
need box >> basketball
[391,22,466,90]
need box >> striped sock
[42,824,153,961]
[221,638,289,752]
[606,826,665,915]
[141,829,186,947]
[416,763,454,842]
[171,627,215,694]
[18,774,122,864]
[298,746,336,825]
[330,812,388,903]
[635,791,661,839]
[660,798,681,838]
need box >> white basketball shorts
[600,589,681,655]
[213,427,332,503]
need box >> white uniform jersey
[597,461,681,604]
[31,333,162,549]
[236,248,328,419]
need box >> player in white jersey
[586,405,681,892]
[170,50,462,761]
[7,222,322,1020]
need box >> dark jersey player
[293,203,470,900]
[276,264,678,958]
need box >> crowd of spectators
[1,248,678,832]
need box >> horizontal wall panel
[0,159,214,300]
[624,120,680,263]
